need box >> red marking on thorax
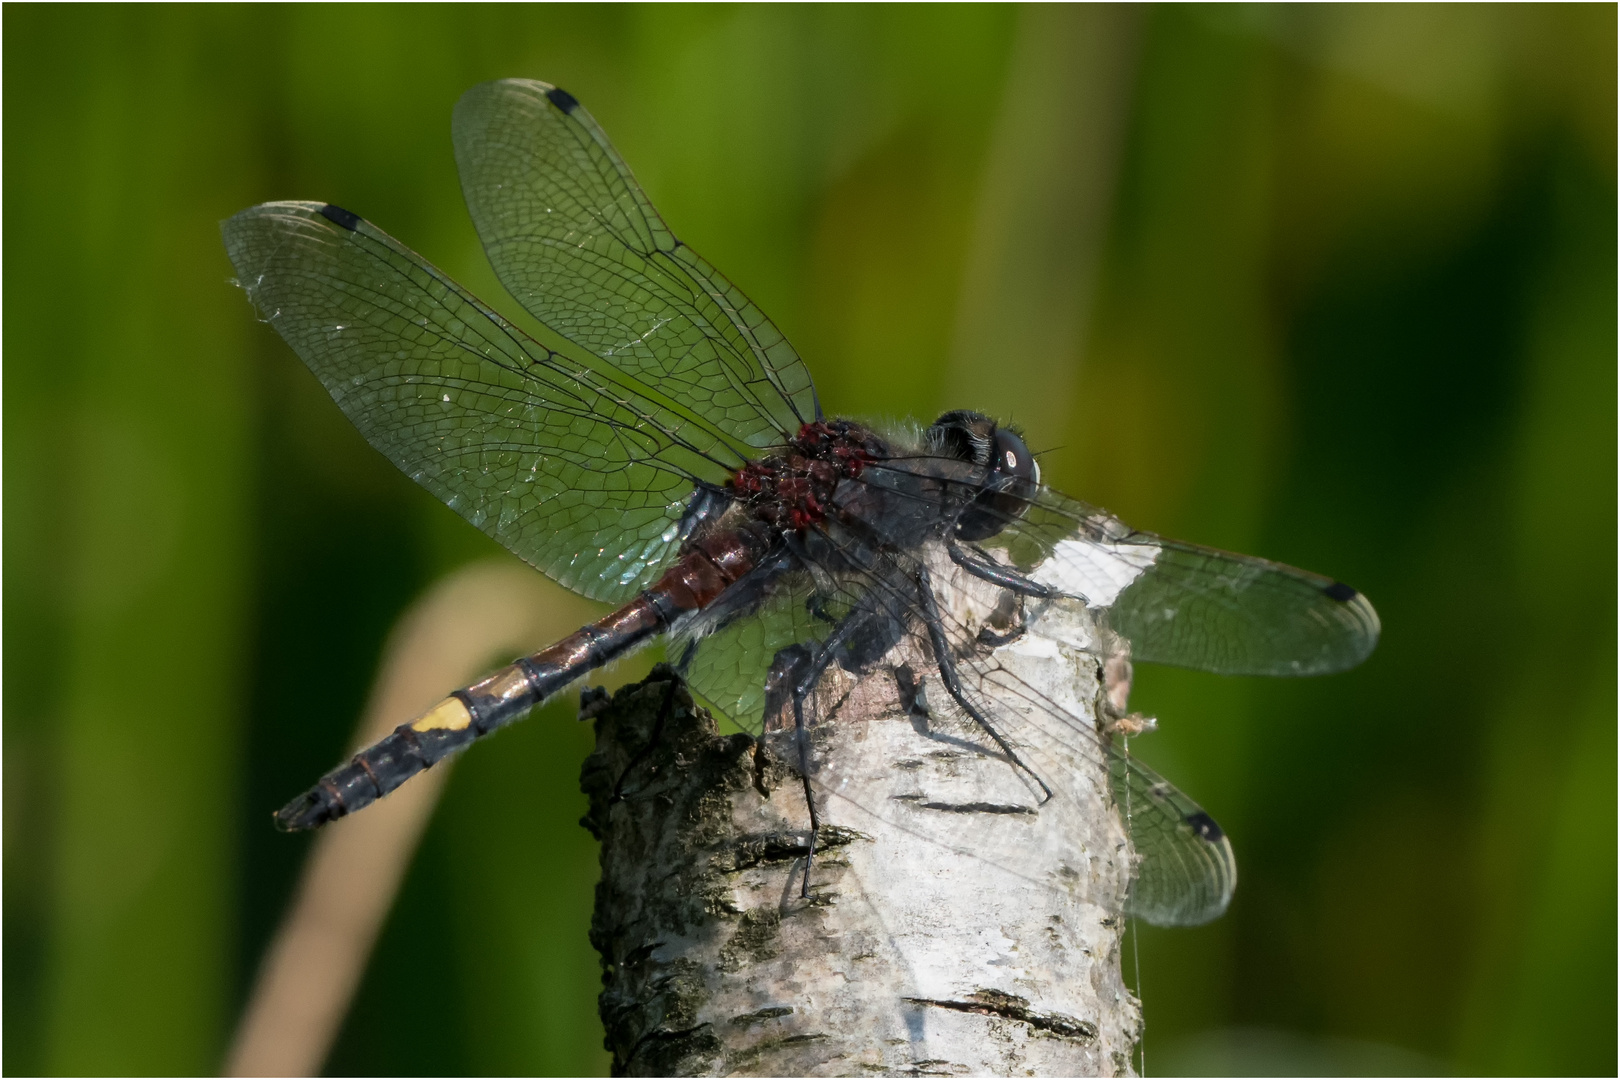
[729,420,879,532]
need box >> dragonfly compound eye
[937,420,1040,542]
[992,428,1038,486]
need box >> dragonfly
[223,79,1378,927]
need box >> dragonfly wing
[221,201,746,603]
[981,487,1380,676]
[1110,750,1236,925]
[674,561,841,735]
[452,79,820,449]
[929,551,1238,926]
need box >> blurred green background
[5,4,1614,1076]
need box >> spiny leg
[915,564,1054,803]
[787,608,870,898]
[791,691,822,900]
[947,538,1062,599]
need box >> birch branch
[582,607,1143,1077]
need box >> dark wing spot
[545,87,580,113]
[1185,810,1224,842]
[1323,581,1358,602]
[318,204,361,231]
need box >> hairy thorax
[729,420,886,532]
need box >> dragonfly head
[927,410,1041,541]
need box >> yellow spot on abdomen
[411,696,472,732]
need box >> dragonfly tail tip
[273,789,335,832]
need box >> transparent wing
[1112,749,1236,926]
[675,561,844,735]
[672,534,1235,927]
[921,551,1238,926]
[967,484,1380,676]
[452,79,820,449]
[221,201,748,603]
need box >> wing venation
[222,201,744,602]
[866,454,1380,676]
[453,79,820,450]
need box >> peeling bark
[581,641,1141,1077]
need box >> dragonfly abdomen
[273,526,772,831]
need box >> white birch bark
[582,561,1141,1076]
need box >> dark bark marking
[904,989,1099,1043]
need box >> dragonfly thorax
[730,420,884,533]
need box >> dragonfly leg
[915,565,1054,804]
[976,623,1027,648]
[947,539,1063,599]
[785,608,870,898]
[793,698,822,901]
